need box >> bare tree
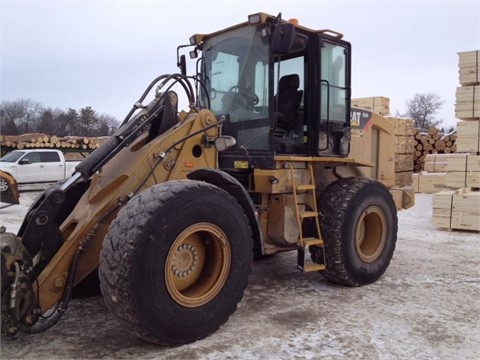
[1,99,119,136]
[403,93,444,129]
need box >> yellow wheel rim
[165,222,231,307]
[355,206,387,263]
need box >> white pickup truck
[0,149,80,185]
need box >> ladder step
[303,237,324,247]
[296,184,316,191]
[300,211,318,219]
[298,263,326,273]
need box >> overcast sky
[1,1,479,129]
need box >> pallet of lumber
[445,171,480,189]
[446,154,480,188]
[384,117,415,187]
[412,171,447,193]
[455,85,480,120]
[423,153,471,173]
[432,188,480,231]
[352,96,390,116]
[456,120,480,154]
[458,50,480,86]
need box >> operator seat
[274,74,303,135]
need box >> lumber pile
[432,188,480,231]
[455,86,480,120]
[419,153,480,191]
[445,154,480,189]
[352,96,390,116]
[413,127,457,172]
[456,120,480,154]
[458,50,480,86]
[0,133,109,153]
[412,172,447,193]
[385,116,415,187]
[455,50,480,155]
[430,50,480,232]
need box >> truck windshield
[199,24,270,150]
[0,151,25,162]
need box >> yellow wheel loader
[0,13,414,345]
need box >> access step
[297,237,326,273]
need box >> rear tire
[99,180,253,345]
[312,177,398,286]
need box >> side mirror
[19,158,30,165]
[272,23,295,55]
[214,136,236,152]
[178,54,187,76]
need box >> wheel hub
[165,222,231,308]
[172,243,198,277]
[355,206,387,263]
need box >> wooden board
[455,86,480,120]
[456,120,480,153]
[432,188,480,231]
[352,96,390,116]
[458,50,480,86]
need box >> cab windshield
[0,151,25,162]
[199,25,270,150]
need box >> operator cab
[191,13,351,170]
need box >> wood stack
[445,154,480,189]
[458,50,480,86]
[352,96,390,116]
[385,116,416,187]
[432,188,480,231]
[455,50,480,155]
[431,50,480,232]
[412,171,447,193]
[0,133,108,155]
[413,127,457,172]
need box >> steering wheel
[228,86,259,106]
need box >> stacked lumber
[455,50,480,155]
[424,153,470,173]
[458,50,480,86]
[385,116,415,187]
[352,96,390,116]
[445,154,480,189]
[412,171,447,193]
[0,134,108,153]
[455,86,480,120]
[429,50,480,232]
[456,120,480,154]
[432,188,480,232]
[413,127,457,172]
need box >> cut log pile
[0,133,109,153]
[431,50,480,232]
[413,127,457,172]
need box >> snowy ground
[1,191,479,359]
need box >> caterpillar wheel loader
[0,13,414,345]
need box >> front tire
[99,180,253,345]
[313,177,398,286]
